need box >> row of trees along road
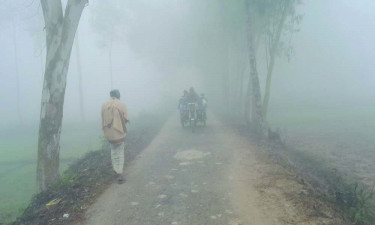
[36,0,301,191]
[219,0,301,134]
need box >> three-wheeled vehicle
[180,103,206,133]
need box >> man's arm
[101,104,106,129]
[122,103,129,123]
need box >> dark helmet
[189,87,195,93]
[110,89,120,99]
[201,93,205,97]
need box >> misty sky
[272,0,375,112]
[0,0,374,127]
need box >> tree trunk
[244,72,252,124]
[262,1,289,120]
[238,76,244,117]
[222,72,228,111]
[12,19,22,123]
[262,48,276,120]
[223,46,230,113]
[75,32,85,121]
[245,0,265,134]
[40,49,44,82]
[237,61,246,118]
[37,0,87,192]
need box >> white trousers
[110,142,125,174]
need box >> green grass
[0,134,37,164]
[0,121,102,224]
[0,112,169,224]
[12,112,168,225]
[0,164,35,223]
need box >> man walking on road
[101,89,129,184]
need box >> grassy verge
[242,128,375,225]
[10,112,168,225]
[222,116,374,224]
[0,122,102,224]
[268,144,375,225]
[266,110,375,224]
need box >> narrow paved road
[85,115,340,225]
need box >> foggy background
[269,0,375,121]
[1,0,375,223]
[0,0,374,128]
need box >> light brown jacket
[101,98,129,144]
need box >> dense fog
[1,0,375,223]
[1,0,374,126]
[270,0,375,117]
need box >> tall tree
[37,0,87,191]
[262,0,290,119]
[245,0,265,134]
[12,18,22,123]
[258,0,301,119]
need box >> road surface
[85,115,340,225]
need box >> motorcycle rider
[185,87,204,122]
[185,87,201,104]
[200,93,207,110]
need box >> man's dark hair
[110,89,120,99]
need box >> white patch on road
[165,175,175,180]
[158,212,164,217]
[130,202,139,206]
[191,189,199,193]
[158,194,167,199]
[179,162,193,166]
[210,215,217,219]
[225,210,233,214]
[174,149,211,161]
[229,218,242,225]
[179,193,188,198]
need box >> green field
[0,121,102,223]
[0,112,168,224]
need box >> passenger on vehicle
[200,93,207,110]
